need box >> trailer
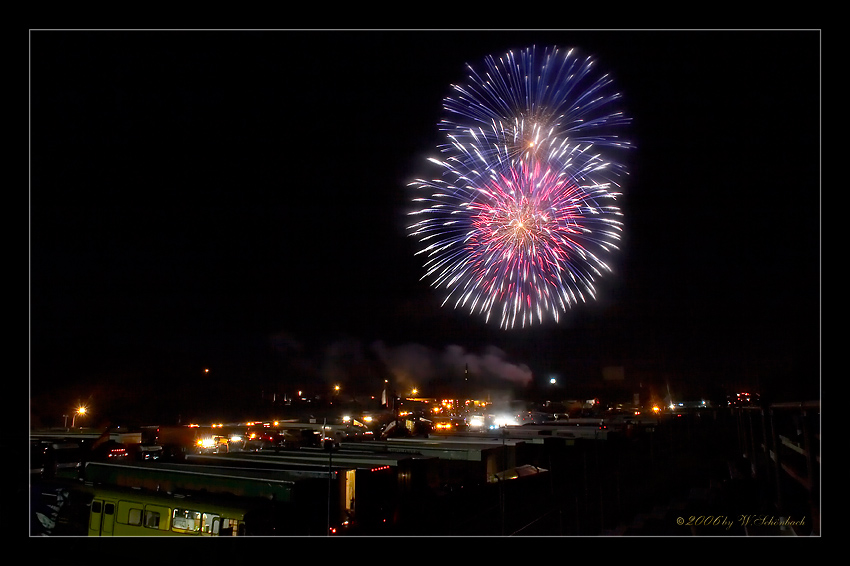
[82,460,334,535]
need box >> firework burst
[408,45,631,329]
[440,45,631,164]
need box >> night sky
[29,30,821,425]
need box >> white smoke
[372,340,533,390]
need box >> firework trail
[408,45,631,329]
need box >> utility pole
[501,426,507,535]
[325,417,333,536]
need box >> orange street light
[71,405,87,428]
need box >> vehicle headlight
[493,415,519,427]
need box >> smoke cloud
[372,340,533,392]
[268,331,534,400]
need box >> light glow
[492,414,520,427]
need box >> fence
[734,401,820,535]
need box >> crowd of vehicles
[30,437,164,481]
[153,420,373,459]
[31,399,726,537]
[31,401,671,479]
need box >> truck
[155,426,230,460]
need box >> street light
[71,405,87,428]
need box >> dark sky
[29,30,821,423]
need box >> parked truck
[155,425,229,460]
